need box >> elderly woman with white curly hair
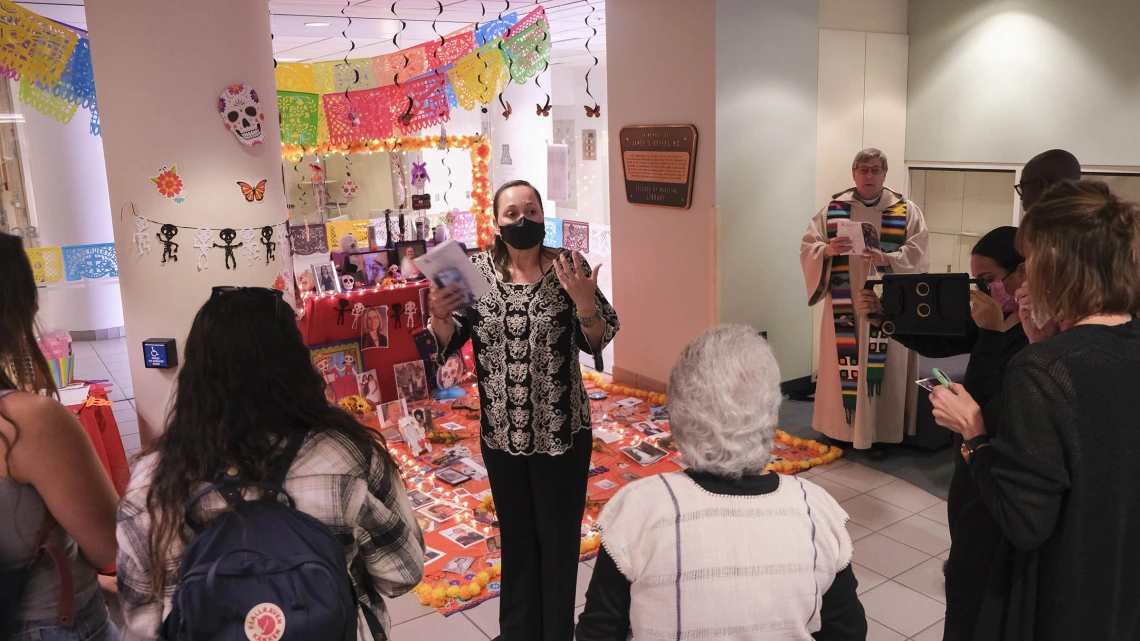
[576,325,867,641]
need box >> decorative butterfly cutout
[502,102,513,120]
[536,102,552,117]
[237,179,268,203]
[398,111,414,127]
[585,104,602,118]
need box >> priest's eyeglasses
[855,166,885,176]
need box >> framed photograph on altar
[380,398,408,432]
[314,261,341,295]
[310,340,362,402]
[394,360,430,404]
[361,251,392,285]
[361,306,389,349]
[358,369,382,406]
[395,240,427,281]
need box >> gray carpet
[780,398,955,501]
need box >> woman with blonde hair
[931,180,1140,641]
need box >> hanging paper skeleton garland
[351,302,366,329]
[133,215,151,256]
[405,301,418,329]
[213,228,242,270]
[218,84,266,147]
[193,228,213,271]
[260,226,277,264]
[240,228,259,266]
[156,224,179,264]
[335,298,350,325]
[391,303,403,329]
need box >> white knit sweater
[597,472,853,640]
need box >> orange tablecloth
[70,385,130,497]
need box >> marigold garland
[281,134,494,249]
[580,369,668,406]
[769,430,843,473]
[415,562,502,607]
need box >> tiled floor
[73,338,949,640]
[72,338,140,459]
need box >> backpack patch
[244,603,286,641]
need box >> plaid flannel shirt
[116,430,425,640]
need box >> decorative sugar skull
[338,233,359,253]
[341,273,356,291]
[218,84,265,146]
[341,180,358,202]
[411,162,430,189]
[297,269,316,294]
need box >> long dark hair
[489,179,558,281]
[0,232,57,471]
[971,226,1024,273]
[143,288,395,597]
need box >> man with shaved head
[1016,149,1082,210]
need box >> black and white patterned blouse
[433,250,619,456]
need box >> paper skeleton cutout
[240,228,259,266]
[411,162,430,189]
[157,224,180,264]
[341,180,358,202]
[391,303,403,329]
[193,228,213,271]
[213,228,243,270]
[218,84,265,146]
[335,298,350,325]
[404,301,417,329]
[260,226,277,264]
[133,216,151,256]
[351,302,366,329]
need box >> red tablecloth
[70,385,130,497]
[298,282,431,406]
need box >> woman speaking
[430,180,619,641]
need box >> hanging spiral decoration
[583,0,601,117]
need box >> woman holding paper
[430,180,619,641]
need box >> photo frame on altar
[361,251,392,285]
[394,360,430,404]
[310,340,362,402]
[395,240,427,281]
[314,261,341,295]
[380,398,408,432]
[361,306,390,349]
[358,369,382,406]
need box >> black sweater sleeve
[575,549,630,641]
[575,551,868,641]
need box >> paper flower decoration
[151,166,185,201]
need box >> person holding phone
[929,181,1140,641]
[854,226,1028,641]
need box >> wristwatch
[960,434,992,463]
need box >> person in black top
[854,226,1028,641]
[930,181,1140,641]
[430,180,619,641]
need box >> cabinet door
[963,172,1014,236]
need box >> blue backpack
[158,433,384,641]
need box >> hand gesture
[429,282,466,325]
[930,382,985,439]
[971,289,1004,332]
[825,237,854,257]
[862,249,891,267]
[1015,282,1058,344]
[854,290,883,326]
[554,252,601,311]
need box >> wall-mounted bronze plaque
[619,124,698,209]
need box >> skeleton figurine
[240,228,259,266]
[340,273,356,291]
[260,225,277,264]
[213,228,243,270]
[156,224,180,264]
[404,301,418,329]
[350,302,366,329]
[193,228,213,271]
[133,216,151,256]
[217,84,265,146]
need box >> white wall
[716,0,820,380]
[489,70,555,215]
[551,64,610,227]
[18,82,124,331]
[907,0,1140,166]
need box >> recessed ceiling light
[304,21,330,27]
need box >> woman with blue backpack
[115,287,425,640]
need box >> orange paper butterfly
[585,104,602,118]
[237,179,268,203]
[536,103,552,117]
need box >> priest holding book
[800,148,929,455]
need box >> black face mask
[498,217,546,250]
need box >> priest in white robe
[800,148,929,451]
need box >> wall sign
[142,338,178,369]
[619,124,698,209]
[412,194,432,210]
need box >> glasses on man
[854,166,885,176]
[1014,177,1046,197]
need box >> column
[86,0,287,442]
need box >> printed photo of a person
[361,306,389,349]
[317,263,337,293]
[435,266,476,308]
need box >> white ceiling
[19,0,606,66]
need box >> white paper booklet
[412,239,490,310]
[834,220,880,256]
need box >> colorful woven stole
[826,198,908,422]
